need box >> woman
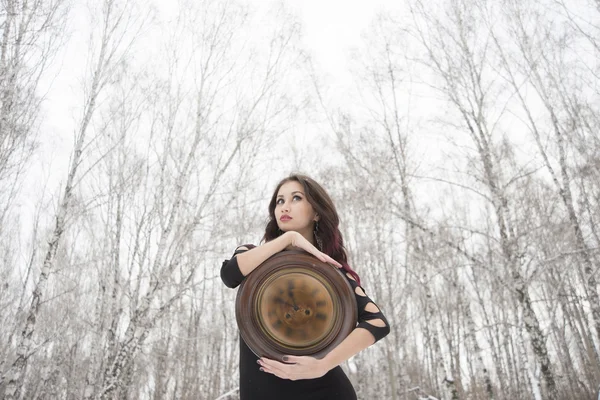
[220,174,390,400]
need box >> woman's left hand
[257,355,331,380]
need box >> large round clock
[235,250,357,360]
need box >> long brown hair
[262,174,361,285]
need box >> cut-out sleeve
[345,273,391,343]
[220,244,256,288]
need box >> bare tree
[71,1,304,398]
[0,0,68,386]
[315,0,600,398]
[0,0,67,220]
[492,0,600,352]
[407,0,561,397]
[0,0,149,397]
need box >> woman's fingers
[315,252,328,262]
[260,365,288,380]
[282,355,309,364]
[312,251,341,268]
[261,358,287,369]
[323,254,342,268]
[292,236,342,269]
[259,356,324,380]
[259,358,292,380]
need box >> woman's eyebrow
[276,191,304,198]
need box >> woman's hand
[285,231,342,269]
[257,355,332,380]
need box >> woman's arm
[320,322,387,372]
[220,231,342,288]
[258,277,390,380]
[320,274,390,369]
[235,232,294,277]
[237,231,342,276]
[258,327,380,380]
[220,233,294,288]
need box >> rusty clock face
[258,270,335,348]
[235,251,357,360]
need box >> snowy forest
[1,0,599,399]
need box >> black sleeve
[220,244,256,289]
[345,274,391,343]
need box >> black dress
[221,245,391,400]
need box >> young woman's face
[275,181,318,234]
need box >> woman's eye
[276,196,301,205]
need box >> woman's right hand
[285,231,342,269]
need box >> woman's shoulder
[233,244,256,254]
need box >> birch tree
[0,1,68,391]
[493,0,600,351]
[408,0,560,397]
[76,1,303,398]
[0,0,67,219]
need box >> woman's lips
[280,215,292,221]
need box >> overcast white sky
[31,0,406,198]
[40,0,404,137]
[287,0,401,79]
